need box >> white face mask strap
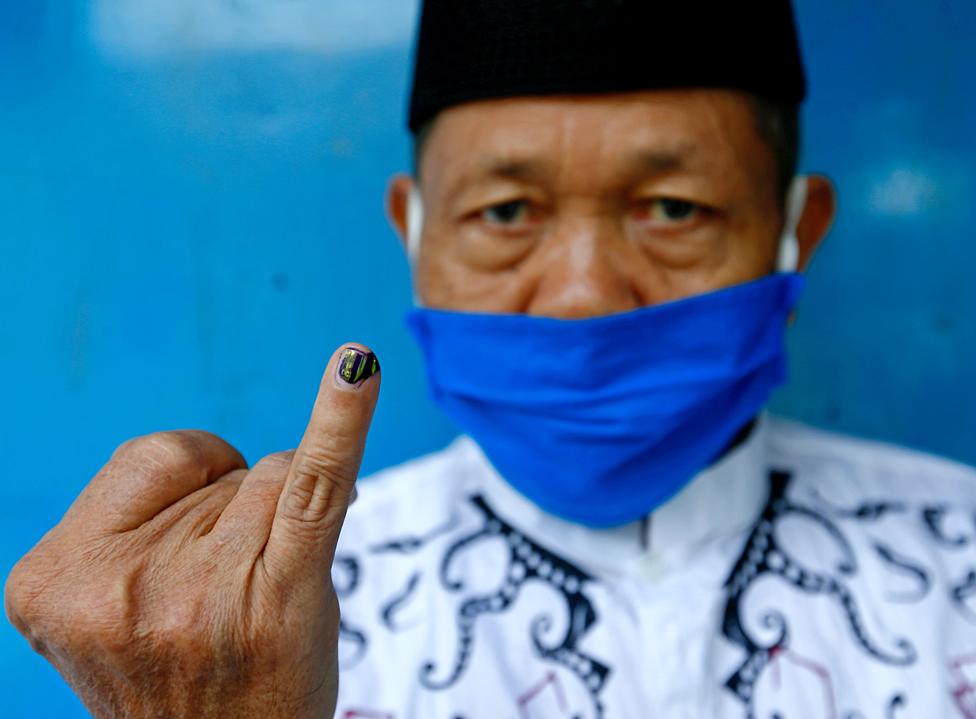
[776,175,808,273]
[406,186,425,305]
[406,186,424,266]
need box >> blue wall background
[1,1,973,715]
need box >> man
[6,1,975,717]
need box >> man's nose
[525,220,642,319]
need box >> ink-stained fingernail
[336,347,380,387]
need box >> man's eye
[483,199,530,225]
[645,198,699,222]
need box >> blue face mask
[404,180,809,528]
[405,274,804,527]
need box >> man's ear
[386,173,416,255]
[796,175,837,271]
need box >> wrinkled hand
[5,344,381,719]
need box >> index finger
[261,344,380,584]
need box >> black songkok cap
[408,0,806,134]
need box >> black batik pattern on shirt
[721,468,976,718]
[336,493,613,719]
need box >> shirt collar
[452,415,770,576]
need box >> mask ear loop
[776,175,808,273]
[406,186,425,305]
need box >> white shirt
[333,416,976,718]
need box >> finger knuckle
[278,483,346,548]
[147,600,211,655]
[112,431,201,468]
[115,429,239,469]
[294,445,352,489]
[5,553,45,633]
[286,456,350,522]
[68,581,135,656]
[69,565,216,661]
[254,450,295,473]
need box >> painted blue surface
[0,1,973,715]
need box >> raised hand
[5,344,381,719]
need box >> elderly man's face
[387,89,834,318]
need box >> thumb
[262,344,380,584]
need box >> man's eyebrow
[449,144,701,195]
[473,148,697,178]
[474,156,546,181]
[629,145,698,173]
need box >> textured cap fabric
[408,0,806,133]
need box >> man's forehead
[469,147,699,182]
[421,90,766,186]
